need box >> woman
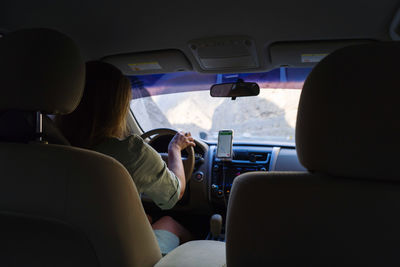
[56,61,194,255]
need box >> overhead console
[188,36,259,73]
[209,145,274,208]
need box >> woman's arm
[167,132,196,199]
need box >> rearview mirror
[210,81,260,99]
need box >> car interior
[1,1,400,266]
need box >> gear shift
[210,214,222,240]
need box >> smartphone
[216,130,233,159]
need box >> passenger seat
[226,42,400,266]
[0,28,161,267]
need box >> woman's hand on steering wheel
[168,131,196,152]
[167,132,196,199]
[140,128,196,184]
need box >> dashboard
[207,145,275,208]
[201,144,305,211]
[147,134,307,213]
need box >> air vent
[248,152,269,162]
[232,150,248,161]
[232,149,270,163]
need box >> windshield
[129,68,311,143]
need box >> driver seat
[0,29,161,267]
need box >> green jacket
[93,134,181,210]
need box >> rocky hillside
[130,89,301,141]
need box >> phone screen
[217,130,233,158]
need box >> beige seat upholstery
[155,240,226,267]
[226,42,400,266]
[0,29,161,266]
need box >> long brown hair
[56,61,132,148]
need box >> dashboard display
[217,130,233,158]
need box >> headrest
[0,28,85,114]
[0,111,70,145]
[296,42,400,180]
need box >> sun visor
[188,36,259,72]
[269,40,373,68]
[102,49,192,75]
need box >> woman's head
[56,61,132,147]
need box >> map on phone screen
[217,131,233,158]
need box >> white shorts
[153,229,180,255]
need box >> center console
[209,145,273,208]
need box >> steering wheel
[141,128,195,183]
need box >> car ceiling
[2,0,400,72]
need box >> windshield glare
[129,68,311,143]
